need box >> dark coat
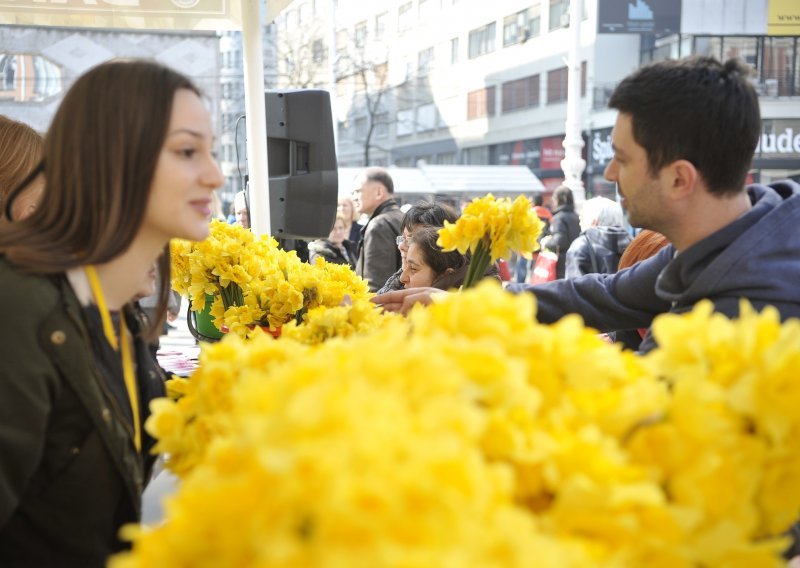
[511,181,800,353]
[565,226,632,278]
[0,257,165,567]
[544,204,581,279]
[308,239,357,269]
[356,199,403,292]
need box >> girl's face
[142,89,223,244]
[399,243,436,288]
[329,218,347,245]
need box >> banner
[598,0,681,34]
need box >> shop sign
[756,120,800,158]
[540,136,565,171]
[590,128,614,168]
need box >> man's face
[352,179,383,215]
[604,112,668,230]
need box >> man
[374,56,800,352]
[353,167,404,292]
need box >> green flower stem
[463,237,490,289]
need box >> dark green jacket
[0,257,165,567]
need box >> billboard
[768,0,800,35]
[598,0,681,35]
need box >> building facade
[274,0,800,198]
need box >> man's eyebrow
[611,143,626,158]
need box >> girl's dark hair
[0,116,43,220]
[401,200,459,232]
[0,59,199,340]
[409,225,466,276]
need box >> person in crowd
[565,196,631,278]
[514,193,553,282]
[0,115,44,223]
[233,190,249,228]
[337,195,362,247]
[308,214,357,268]
[352,167,404,292]
[0,60,223,565]
[540,185,581,279]
[610,229,670,350]
[399,225,468,290]
[377,200,460,295]
[373,56,800,355]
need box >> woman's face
[142,89,223,244]
[329,218,347,245]
[399,242,436,288]
[337,199,353,221]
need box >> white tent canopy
[338,165,545,199]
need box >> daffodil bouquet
[171,220,371,338]
[116,283,800,567]
[437,194,544,288]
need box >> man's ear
[665,159,698,201]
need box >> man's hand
[371,287,446,314]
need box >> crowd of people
[1,53,799,565]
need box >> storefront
[751,118,800,185]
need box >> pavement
[155,308,201,377]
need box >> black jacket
[356,199,403,292]
[543,205,581,279]
[308,239,357,269]
[565,226,632,278]
[0,258,165,567]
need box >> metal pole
[241,0,271,235]
[560,0,586,202]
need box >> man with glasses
[352,167,404,292]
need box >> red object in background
[497,259,512,281]
[540,136,566,170]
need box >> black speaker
[264,89,338,239]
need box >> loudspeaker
[264,89,338,239]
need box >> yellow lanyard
[84,265,141,452]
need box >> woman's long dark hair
[0,60,199,340]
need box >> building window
[374,112,389,138]
[418,47,434,76]
[547,66,568,103]
[298,2,310,23]
[419,0,436,20]
[398,2,413,33]
[354,116,367,139]
[502,74,540,112]
[549,0,568,31]
[467,86,496,119]
[503,6,540,47]
[450,37,459,64]
[397,109,414,137]
[416,103,439,132]
[312,40,325,63]
[337,120,349,140]
[354,20,367,47]
[375,12,387,39]
[468,22,496,59]
[546,62,587,104]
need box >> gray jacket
[356,199,403,292]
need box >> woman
[337,195,361,246]
[0,60,223,565]
[376,201,459,294]
[400,225,468,290]
[307,214,357,268]
[0,115,44,222]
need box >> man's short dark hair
[608,56,760,196]
[364,167,394,194]
[401,201,459,232]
